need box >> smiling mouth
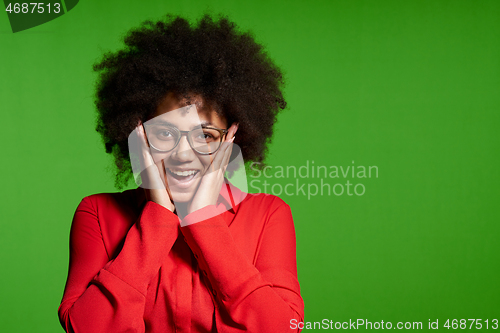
[166,168,200,182]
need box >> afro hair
[93,14,287,189]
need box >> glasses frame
[143,124,229,155]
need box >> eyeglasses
[143,124,229,155]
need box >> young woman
[58,14,304,332]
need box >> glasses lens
[145,125,179,151]
[190,128,222,154]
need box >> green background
[1,0,498,331]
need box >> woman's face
[145,92,228,203]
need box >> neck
[173,202,189,219]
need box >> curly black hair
[93,14,286,189]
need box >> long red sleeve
[181,195,304,332]
[58,188,304,332]
[58,195,179,333]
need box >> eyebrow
[148,120,214,129]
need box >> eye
[153,127,177,140]
[192,130,218,142]
[159,130,173,137]
[201,132,215,140]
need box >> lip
[165,167,201,189]
[167,168,199,173]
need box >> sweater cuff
[105,201,180,295]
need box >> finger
[208,138,234,174]
[205,123,236,170]
[136,123,150,149]
[134,122,165,189]
[136,124,158,170]
[225,123,238,142]
[204,122,237,174]
[220,138,234,171]
[153,160,167,189]
[210,139,231,170]
[161,159,174,200]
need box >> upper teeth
[169,169,197,176]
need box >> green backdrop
[1,0,498,331]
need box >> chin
[170,191,195,203]
[164,168,203,204]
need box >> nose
[171,134,196,162]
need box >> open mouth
[165,168,200,188]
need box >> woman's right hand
[134,121,175,212]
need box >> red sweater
[58,181,304,332]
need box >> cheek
[199,155,214,169]
[151,152,170,164]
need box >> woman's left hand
[187,123,238,215]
